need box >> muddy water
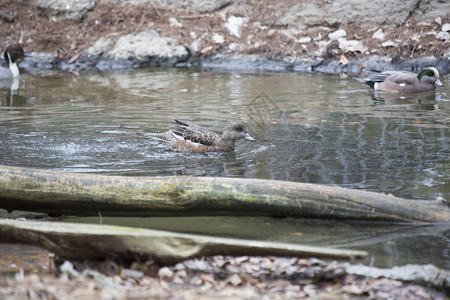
[0,68,449,268]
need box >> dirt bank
[1,0,449,74]
[1,245,448,299]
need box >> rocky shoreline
[3,0,449,75]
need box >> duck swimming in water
[0,44,31,80]
[357,67,443,93]
[149,116,256,153]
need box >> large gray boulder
[277,0,449,29]
[102,0,235,12]
[85,30,190,70]
[37,0,95,21]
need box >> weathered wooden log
[0,165,449,223]
[0,219,367,264]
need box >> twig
[360,256,374,293]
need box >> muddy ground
[0,243,447,299]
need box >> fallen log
[0,165,449,223]
[0,219,367,264]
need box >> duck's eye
[234,124,244,132]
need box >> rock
[381,40,398,47]
[228,274,243,286]
[85,37,113,56]
[443,23,450,32]
[169,17,182,28]
[412,1,450,21]
[106,30,188,59]
[297,37,312,43]
[121,268,144,280]
[225,16,248,38]
[292,57,323,72]
[102,0,235,13]
[276,3,326,29]
[158,267,174,279]
[212,33,225,44]
[276,0,425,29]
[328,29,347,41]
[18,52,56,71]
[37,0,95,21]
[436,31,449,41]
[202,54,290,72]
[60,261,80,277]
[372,29,385,40]
[327,0,417,26]
[338,38,368,53]
[88,30,189,70]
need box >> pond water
[0,68,449,268]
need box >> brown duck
[150,117,256,153]
[358,67,443,93]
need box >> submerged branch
[0,219,367,264]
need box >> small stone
[225,16,248,38]
[212,33,225,44]
[157,267,173,279]
[266,30,276,39]
[175,270,187,278]
[60,261,79,277]
[190,276,203,285]
[121,268,144,280]
[338,38,368,53]
[328,29,347,40]
[297,36,312,43]
[172,276,184,284]
[436,31,449,41]
[201,46,213,54]
[85,37,112,56]
[442,23,450,32]
[228,274,242,286]
[169,17,182,27]
[381,40,398,47]
[372,29,385,40]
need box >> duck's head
[4,44,31,66]
[418,67,444,87]
[222,123,256,142]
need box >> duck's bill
[24,51,33,57]
[435,78,444,87]
[245,133,256,141]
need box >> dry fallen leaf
[306,117,319,122]
[67,53,80,64]
[283,232,303,236]
[200,274,216,284]
[339,54,349,65]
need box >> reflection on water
[0,68,449,267]
[0,69,448,200]
[371,90,444,111]
[63,215,450,269]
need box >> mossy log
[0,165,449,223]
[0,219,367,264]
